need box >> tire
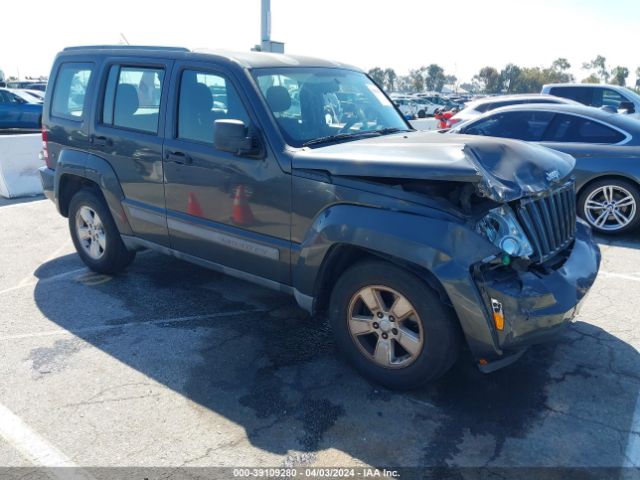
[578,178,640,235]
[68,188,136,274]
[417,109,426,118]
[329,260,459,390]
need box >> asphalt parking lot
[0,196,639,476]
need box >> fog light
[491,298,504,331]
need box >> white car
[8,88,43,104]
[446,94,579,129]
[21,89,45,101]
[390,96,419,118]
[541,83,640,120]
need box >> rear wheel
[578,179,640,234]
[68,188,135,274]
[329,260,459,390]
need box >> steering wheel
[338,104,367,133]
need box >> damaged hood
[291,131,575,202]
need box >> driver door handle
[165,151,192,165]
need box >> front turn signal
[491,298,504,331]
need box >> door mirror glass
[214,119,260,156]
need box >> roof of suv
[60,45,361,71]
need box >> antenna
[120,33,130,45]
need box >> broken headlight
[475,206,534,258]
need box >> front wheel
[578,179,640,234]
[329,261,459,390]
[68,188,136,274]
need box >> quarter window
[463,111,554,141]
[549,87,593,106]
[177,70,250,145]
[542,114,625,144]
[102,66,164,134]
[51,63,93,120]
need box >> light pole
[258,0,284,53]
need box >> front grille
[516,180,576,263]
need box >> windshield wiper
[301,128,411,147]
[374,127,413,135]
[302,131,381,147]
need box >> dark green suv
[39,46,600,389]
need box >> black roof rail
[63,45,190,52]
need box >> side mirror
[619,101,635,114]
[214,119,261,157]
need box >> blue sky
[2,0,639,86]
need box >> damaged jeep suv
[39,46,600,389]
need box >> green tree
[611,66,629,86]
[551,58,571,72]
[396,75,412,93]
[547,58,574,83]
[424,64,446,92]
[500,64,522,92]
[582,55,609,83]
[367,67,386,88]
[582,74,600,84]
[409,67,425,92]
[384,68,397,92]
[474,66,501,93]
[459,82,477,94]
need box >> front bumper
[473,219,600,368]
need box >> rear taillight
[41,127,53,169]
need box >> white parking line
[624,393,640,468]
[0,309,266,341]
[598,271,640,283]
[0,402,94,480]
[0,267,88,296]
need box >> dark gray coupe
[450,104,640,234]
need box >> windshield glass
[253,68,409,147]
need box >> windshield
[253,68,409,147]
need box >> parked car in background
[446,94,579,129]
[6,81,47,91]
[21,89,45,102]
[389,95,419,119]
[449,103,640,234]
[542,83,640,120]
[10,88,43,104]
[0,87,42,129]
[39,45,600,389]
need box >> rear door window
[102,65,164,134]
[51,63,93,120]
[542,113,626,144]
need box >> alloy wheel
[584,185,637,232]
[75,206,107,260]
[347,285,424,369]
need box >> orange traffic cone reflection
[187,192,204,217]
[232,185,255,226]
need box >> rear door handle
[165,151,192,165]
[91,135,112,147]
